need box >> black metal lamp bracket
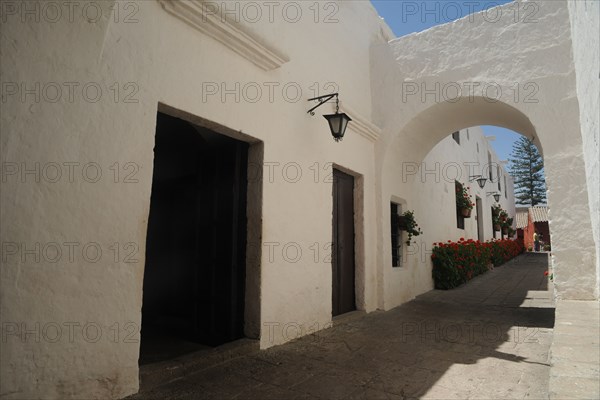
[307,93,339,116]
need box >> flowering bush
[489,238,523,266]
[455,183,474,210]
[431,238,524,289]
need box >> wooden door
[195,136,248,346]
[332,169,356,316]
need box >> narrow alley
[132,253,553,399]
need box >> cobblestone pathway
[131,252,553,399]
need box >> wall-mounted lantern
[487,192,501,202]
[469,175,487,189]
[307,93,352,142]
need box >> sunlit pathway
[131,253,553,399]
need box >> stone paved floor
[549,300,600,399]
[131,253,554,399]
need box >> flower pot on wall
[494,224,501,231]
[502,227,508,234]
[461,208,472,218]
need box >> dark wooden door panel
[195,138,248,346]
[143,112,247,349]
[332,169,356,316]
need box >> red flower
[544,271,549,276]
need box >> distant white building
[384,126,516,307]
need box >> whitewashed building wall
[0,1,597,398]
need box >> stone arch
[372,1,597,307]
[383,97,541,165]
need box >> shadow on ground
[130,252,554,400]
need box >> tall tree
[508,137,546,206]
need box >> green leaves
[397,210,422,246]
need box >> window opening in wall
[491,206,497,239]
[391,202,402,267]
[455,181,465,230]
[497,165,502,191]
[452,131,460,145]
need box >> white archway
[371,1,597,308]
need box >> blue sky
[370,1,519,162]
[479,125,521,162]
[370,0,513,37]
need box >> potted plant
[492,206,503,231]
[397,210,422,246]
[455,183,474,218]
[507,227,516,238]
[501,216,513,235]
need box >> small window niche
[452,131,460,145]
[497,165,502,191]
[455,181,465,230]
[391,202,403,267]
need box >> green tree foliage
[508,137,546,206]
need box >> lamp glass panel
[328,115,341,135]
[339,116,349,137]
[324,113,351,140]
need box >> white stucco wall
[421,127,517,245]
[1,0,598,399]
[382,126,517,309]
[0,1,388,398]
[371,0,597,306]
[567,0,600,298]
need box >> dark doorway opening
[332,169,356,316]
[140,112,249,365]
[476,196,484,242]
[491,206,497,239]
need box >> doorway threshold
[137,338,259,394]
[332,310,367,326]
